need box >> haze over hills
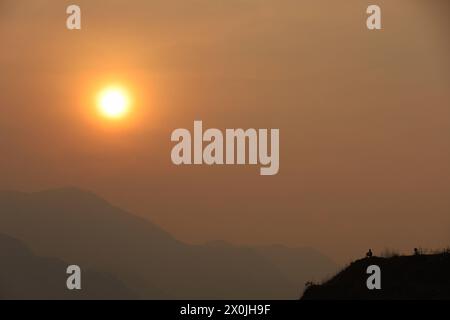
[0,234,137,299]
[0,187,336,299]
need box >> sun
[97,86,131,119]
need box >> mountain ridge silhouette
[0,233,137,299]
[0,187,336,299]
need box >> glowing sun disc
[97,87,130,119]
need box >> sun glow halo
[97,87,131,119]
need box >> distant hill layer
[0,234,137,299]
[302,253,450,300]
[0,188,336,299]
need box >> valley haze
[0,187,336,299]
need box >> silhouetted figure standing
[366,249,373,258]
[414,248,420,255]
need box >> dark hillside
[302,253,450,300]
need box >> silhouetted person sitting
[366,249,373,258]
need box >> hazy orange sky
[1,0,449,263]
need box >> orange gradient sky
[0,0,449,263]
